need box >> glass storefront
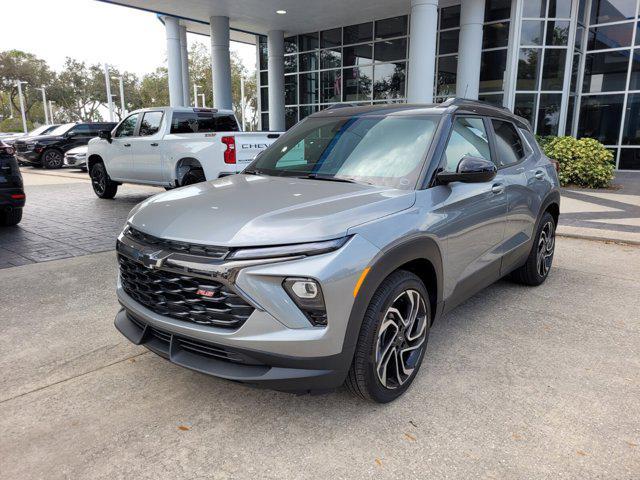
[257,0,640,169]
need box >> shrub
[0,117,33,134]
[540,136,614,189]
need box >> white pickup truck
[87,107,282,199]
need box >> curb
[556,231,640,246]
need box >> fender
[340,235,444,366]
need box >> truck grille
[118,254,253,329]
[15,142,29,153]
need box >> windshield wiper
[301,173,359,184]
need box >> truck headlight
[283,277,327,327]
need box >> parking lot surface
[0,168,160,268]
[1,237,638,479]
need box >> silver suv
[114,99,560,403]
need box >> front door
[128,111,165,184]
[108,113,139,180]
[433,116,508,309]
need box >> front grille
[15,143,29,153]
[119,254,254,329]
[126,227,228,259]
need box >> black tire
[1,208,22,226]
[181,168,206,186]
[90,162,118,199]
[346,270,431,403]
[510,212,556,286]
[42,149,64,169]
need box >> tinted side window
[139,111,163,136]
[491,120,525,167]
[115,114,139,138]
[443,117,492,172]
[68,124,92,136]
[170,112,239,133]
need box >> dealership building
[107,0,640,170]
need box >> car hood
[128,174,416,247]
[15,134,63,144]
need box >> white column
[407,0,439,103]
[456,0,485,99]
[163,15,184,107]
[16,81,28,133]
[103,64,114,121]
[267,30,285,131]
[210,16,233,110]
[179,25,191,106]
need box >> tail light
[221,136,236,164]
[11,193,26,200]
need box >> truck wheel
[181,168,206,186]
[42,149,64,169]
[90,162,118,199]
[345,270,430,403]
[1,207,22,226]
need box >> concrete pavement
[1,237,638,479]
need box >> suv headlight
[227,236,349,261]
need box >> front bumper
[16,151,42,165]
[114,233,380,392]
[64,155,87,167]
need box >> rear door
[127,111,166,183]
[64,124,94,151]
[107,113,140,180]
[434,116,508,308]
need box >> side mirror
[99,130,112,143]
[437,156,497,184]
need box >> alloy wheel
[44,151,63,168]
[536,221,555,277]
[375,289,428,390]
[91,166,106,196]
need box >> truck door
[127,111,166,184]
[107,113,139,180]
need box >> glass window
[629,49,640,90]
[344,22,373,44]
[547,0,572,18]
[587,23,634,50]
[492,120,525,166]
[485,0,513,21]
[285,107,298,129]
[261,113,269,131]
[437,56,458,97]
[537,93,562,135]
[443,117,492,171]
[258,36,268,71]
[170,112,239,134]
[514,93,537,125]
[343,66,373,101]
[299,33,319,51]
[284,36,298,54]
[541,49,567,90]
[375,16,408,39]
[67,124,92,136]
[619,149,640,169]
[285,75,298,105]
[577,94,624,144]
[478,94,504,106]
[546,20,570,45]
[575,26,585,50]
[260,71,268,86]
[115,114,138,137]
[373,62,406,100]
[623,93,640,145]
[343,44,373,66]
[566,95,576,134]
[299,105,318,120]
[583,50,630,93]
[321,70,342,103]
[439,30,460,55]
[521,21,544,45]
[590,0,637,24]
[571,52,581,93]
[320,48,342,69]
[260,87,269,111]
[321,28,341,48]
[374,38,407,62]
[251,116,439,189]
[483,22,510,48]
[480,49,508,92]
[139,111,163,136]
[299,51,318,72]
[440,5,461,29]
[299,72,319,104]
[523,0,547,17]
[284,55,297,74]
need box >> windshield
[48,123,76,136]
[28,125,52,136]
[248,115,440,190]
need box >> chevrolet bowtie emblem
[140,250,167,269]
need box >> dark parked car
[14,122,117,169]
[0,141,25,226]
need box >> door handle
[124,143,131,147]
[534,170,545,180]
[491,183,505,194]
[150,142,159,147]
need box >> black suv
[14,122,117,169]
[0,141,25,226]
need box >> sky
[0,0,257,77]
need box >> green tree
[139,67,170,107]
